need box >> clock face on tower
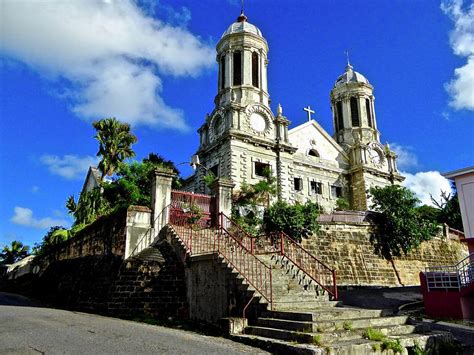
[250,112,267,133]
[368,147,382,166]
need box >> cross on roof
[303,106,315,121]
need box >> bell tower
[330,62,404,210]
[193,11,294,195]
[215,11,270,109]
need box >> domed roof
[334,64,370,87]
[222,12,263,38]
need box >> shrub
[381,339,404,353]
[264,201,321,242]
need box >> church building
[186,12,404,211]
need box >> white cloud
[402,171,452,206]
[390,143,420,171]
[11,207,70,230]
[40,154,98,180]
[0,0,214,130]
[441,0,474,111]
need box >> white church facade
[185,12,404,212]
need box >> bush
[264,201,321,242]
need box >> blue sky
[1,0,473,249]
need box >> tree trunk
[390,258,404,286]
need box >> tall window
[220,55,226,90]
[252,52,259,88]
[233,51,242,86]
[310,181,322,195]
[350,97,360,127]
[255,162,270,177]
[366,98,373,128]
[336,101,344,131]
[294,177,303,191]
[331,185,342,198]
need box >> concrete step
[312,315,409,332]
[272,300,341,311]
[261,308,388,322]
[254,317,428,340]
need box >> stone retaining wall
[4,241,188,320]
[302,222,469,286]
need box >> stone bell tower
[330,63,404,210]
[193,11,294,195]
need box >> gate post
[212,178,235,224]
[151,167,176,233]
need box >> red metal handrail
[278,231,337,300]
[168,209,273,307]
[220,213,256,254]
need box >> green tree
[66,195,77,215]
[432,189,463,231]
[73,187,112,226]
[32,226,69,256]
[93,117,137,179]
[264,201,321,242]
[369,185,439,284]
[0,240,30,264]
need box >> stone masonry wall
[301,222,469,286]
[27,240,188,319]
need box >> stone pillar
[151,168,176,233]
[212,178,235,220]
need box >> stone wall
[4,241,188,320]
[301,222,469,286]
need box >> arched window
[252,52,259,88]
[366,98,373,128]
[308,149,320,158]
[350,97,360,127]
[336,101,344,131]
[233,51,242,86]
[220,55,226,90]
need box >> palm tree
[0,241,30,264]
[92,117,137,179]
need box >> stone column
[151,168,176,233]
[211,178,235,221]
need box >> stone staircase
[163,223,459,354]
[234,254,457,354]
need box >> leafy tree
[432,189,463,231]
[66,195,77,215]
[264,201,321,242]
[0,241,30,264]
[368,185,439,285]
[33,226,69,256]
[74,187,112,226]
[93,117,137,179]
[233,167,276,209]
[336,197,351,211]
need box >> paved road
[0,292,267,355]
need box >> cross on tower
[303,106,315,121]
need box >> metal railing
[171,190,215,225]
[276,231,337,300]
[425,253,474,291]
[168,210,273,307]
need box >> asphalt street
[0,292,267,355]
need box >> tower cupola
[330,63,379,146]
[215,11,270,108]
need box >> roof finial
[237,1,248,23]
[345,50,353,71]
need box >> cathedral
[185,11,404,211]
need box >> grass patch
[371,343,381,352]
[312,334,323,346]
[411,342,426,355]
[363,327,385,341]
[342,321,353,331]
[381,339,404,354]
